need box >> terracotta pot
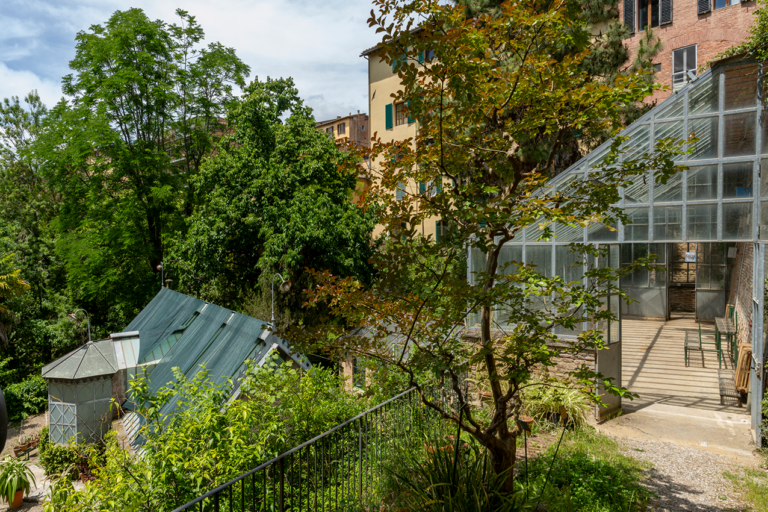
[12,447,23,457]
[9,489,23,509]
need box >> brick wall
[670,285,696,312]
[727,242,753,348]
[618,0,757,104]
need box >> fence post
[280,458,285,512]
[358,418,363,499]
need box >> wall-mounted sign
[685,252,696,263]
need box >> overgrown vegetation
[44,360,373,511]
[3,373,47,422]
[371,426,652,512]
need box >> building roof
[42,340,118,380]
[360,27,424,57]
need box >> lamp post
[68,309,92,344]
[157,263,164,290]
[271,273,292,329]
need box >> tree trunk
[486,432,518,493]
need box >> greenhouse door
[595,245,622,420]
[695,243,729,321]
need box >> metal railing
[170,386,453,512]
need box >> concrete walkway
[599,315,757,466]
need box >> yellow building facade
[362,46,444,241]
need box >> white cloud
[0,62,63,107]
[0,0,380,121]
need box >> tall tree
[292,0,685,490]
[38,8,249,313]
[175,78,376,326]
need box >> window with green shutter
[385,103,393,130]
[435,220,444,242]
[419,182,426,195]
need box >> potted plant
[0,455,36,509]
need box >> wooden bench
[717,369,741,407]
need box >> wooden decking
[621,314,745,413]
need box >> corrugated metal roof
[124,288,205,364]
[42,340,118,380]
[119,290,308,424]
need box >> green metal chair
[685,320,721,368]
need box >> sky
[0,0,380,122]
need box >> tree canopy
[290,0,686,490]
[175,77,377,325]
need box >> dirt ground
[0,414,47,511]
[1,413,47,460]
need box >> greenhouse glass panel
[656,92,684,119]
[723,63,758,111]
[621,243,649,287]
[654,171,683,202]
[722,162,753,198]
[760,201,768,238]
[555,245,584,284]
[655,120,685,161]
[762,112,768,154]
[624,173,650,203]
[687,204,718,240]
[761,160,768,197]
[689,73,719,115]
[622,125,650,162]
[688,117,719,160]
[653,206,682,240]
[697,265,712,289]
[688,165,718,200]
[587,222,618,241]
[498,245,523,276]
[723,112,756,157]
[526,245,552,277]
[526,217,550,241]
[648,243,667,287]
[723,202,752,239]
[470,248,485,284]
[555,222,583,242]
[624,208,649,241]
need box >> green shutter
[419,182,426,195]
[385,104,393,130]
[435,220,442,243]
[418,51,424,64]
[436,180,442,195]
[407,101,414,124]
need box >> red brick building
[619,0,758,103]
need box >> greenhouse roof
[509,56,765,246]
[42,339,118,381]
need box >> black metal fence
[170,386,454,512]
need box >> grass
[521,426,653,512]
[725,466,768,511]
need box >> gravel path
[620,437,749,511]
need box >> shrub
[38,426,50,453]
[521,377,591,428]
[377,433,528,512]
[38,443,79,480]
[4,375,47,423]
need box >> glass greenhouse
[468,56,766,445]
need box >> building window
[352,358,365,388]
[326,126,334,135]
[338,123,345,135]
[715,0,740,9]
[639,0,660,30]
[396,182,406,201]
[653,63,661,72]
[672,45,696,91]
[361,125,365,131]
[395,102,407,126]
